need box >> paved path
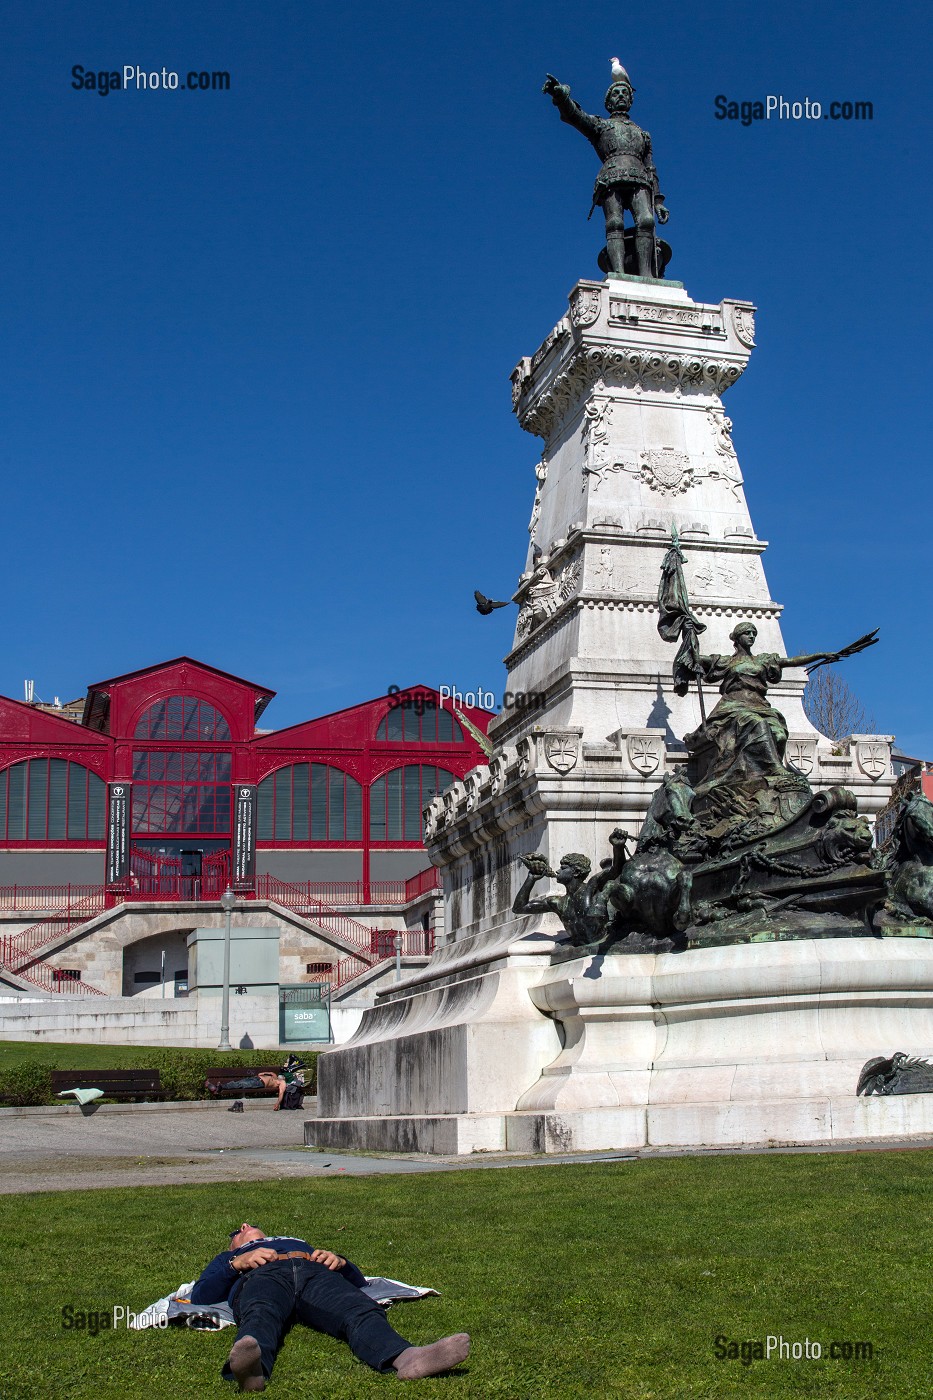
[1,1101,931,1194]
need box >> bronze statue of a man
[543,61,669,279]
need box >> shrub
[0,1062,52,1106]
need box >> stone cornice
[511,282,756,443]
[504,593,783,668]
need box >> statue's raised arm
[685,622,879,815]
[541,59,669,278]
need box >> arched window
[257,763,362,843]
[0,759,106,840]
[134,695,231,741]
[369,765,455,842]
[376,703,464,743]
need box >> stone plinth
[309,937,933,1154]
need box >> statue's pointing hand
[655,202,671,225]
[542,74,568,99]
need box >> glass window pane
[345,775,362,841]
[328,769,345,840]
[164,752,182,782]
[292,764,310,842]
[274,768,293,841]
[28,759,49,841]
[404,765,422,841]
[0,767,7,838]
[182,697,199,739]
[257,776,273,840]
[451,718,464,742]
[385,707,403,740]
[68,764,88,840]
[149,700,167,739]
[386,769,403,841]
[311,765,327,841]
[87,773,105,839]
[402,707,420,742]
[7,763,26,839]
[215,752,231,781]
[376,715,387,739]
[48,759,68,839]
[369,776,386,841]
[438,708,453,741]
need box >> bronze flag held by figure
[657,527,706,717]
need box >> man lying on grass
[191,1220,470,1391]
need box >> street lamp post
[219,886,236,1051]
[394,932,402,983]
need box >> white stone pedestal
[309,274,902,1157]
[309,937,933,1154]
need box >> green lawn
[2,1151,932,1399]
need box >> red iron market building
[0,658,491,1003]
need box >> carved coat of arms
[639,449,693,495]
[786,740,815,777]
[626,735,662,776]
[856,741,887,780]
[544,734,579,774]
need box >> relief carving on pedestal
[638,448,693,495]
[528,458,548,538]
[626,734,663,775]
[544,733,580,775]
[786,738,816,777]
[570,286,602,328]
[731,305,756,347]
[856,741,888,781]
[516,556,582,639]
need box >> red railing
[328,930,434,991]
[0,884,101,912]
[404,867,443,901]
[8,961,105,996]
[123,848,231,901]
[252,869,442,909]
[3,888,108,968]
[0,887,109,995]
[0,870,442,914]
[257,875,379,956]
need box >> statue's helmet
[558,852,592,879]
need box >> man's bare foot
[393,1333,470,1379]
[228,1335,265,1392]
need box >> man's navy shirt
[191,1236,367,1306]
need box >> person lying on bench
[191,1221,470,1391]
[205,1056,305,1110]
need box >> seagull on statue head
[609,57,632,88]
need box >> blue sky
[1,2,929,747]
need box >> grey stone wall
[256,850,363,881]
[0,850,105,884]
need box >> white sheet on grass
[130,1276,439,1330]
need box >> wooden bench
[50,1069,163,1103]
[204,1066,284,1098]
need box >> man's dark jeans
[224,1258,412,1381]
